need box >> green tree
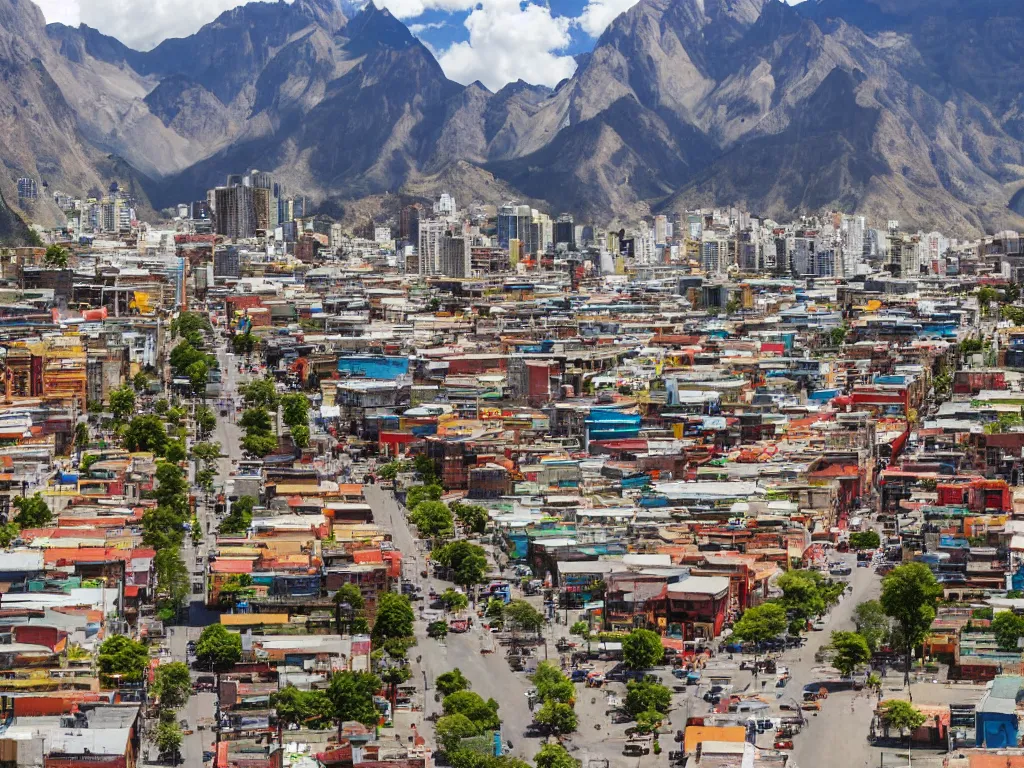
[142,506,186,550]
[622,628,664,670]
[171,311,212,339]
[436,713,481,752]
[241,377,279,410]
[271,686,335,729]
[195,406,217,439]
[381,664,411,706]
[881,700,927,763]
[164,440,187,464]
[732,602,787,647]
[109,386,135,422]
[533,700,577,735]
[451,501,489,535]
[155,719,183,759]
[191,441,221,465]
[281,393,310,429]
[155,462,188,508]
[413,454,439,483]
[433,540,489,591]
[124,414,168,454]
[333,582,365,634]
[534,744,579,768]
[153,662,192,709]
[242,433,278,457]
[13,493,52,528]
[440,589,469,612]
[327,671,381,728]
[569,621,591,653]
[372,592,415,643]
[97,635,149,683]
[436,669,470,697]
[377,461,409,481]
[624,680,671,716]
[504,600,544,635]
[880,562,943,693]
[195,624,242,669]
[292,424,310,449]
[991,611,1024,651]
[406,483,443,509]
[531,661,574,704]
[187,360,209,395]
[853,600,892,653]
[777,570,827,620]
[409,501,454,536]
[169,340,205,376]
[977,286,999,316]
[240,407,273,435]
[0,521,20,547]
[44,244,70,268]
[132,371,151,392]
[232,330,257,357]
[828,326,848,347]
[155,548,190,616]
[829,631,871,677]
[220,496,256,535]
[849,531,881,550]
[427,620,449,639]
[73,421,89,450]
[442,690,501,730]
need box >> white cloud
[576,0,639,37]
[408,20,448,34]
[33,0,297,51]
[438,0,576,91]
[377,0,476,20]
[32,0,80,26]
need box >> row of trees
[237,377,313,455]
[434,667,579,768]
[404,483,490,538]
[732,562,943,692]
[169,311,217,396]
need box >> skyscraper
[497,203,533,253]
[214,184,256,239]
[554,214,575,249]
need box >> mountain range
[2,0,1024,241]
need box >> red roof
[353,549,384,564]
[210,559,254,574]
[124,585,140,597]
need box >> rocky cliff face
[1,0,1023,233]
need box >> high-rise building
[17,178,38,200]
[654,215,668,245]
[213,184,256,239]
[438,231,471,277]
[497,203,533,253]
[400,204,422,242]
[533,211,553,253]
[247,170,278,230]
[554,214,575,249]
[416,220,470,277]
[434,193,457,217]
[837,214,865,278]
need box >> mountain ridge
[1,0,1023,235]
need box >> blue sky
[33,0,804,92]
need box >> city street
[142,335,248,767]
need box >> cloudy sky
[32,0,802,92]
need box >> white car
[811,618,828,631]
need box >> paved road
[363,486,540,760]
[143,335,247,767]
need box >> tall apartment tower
[214,184,256,239]
[554,214,575,249]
